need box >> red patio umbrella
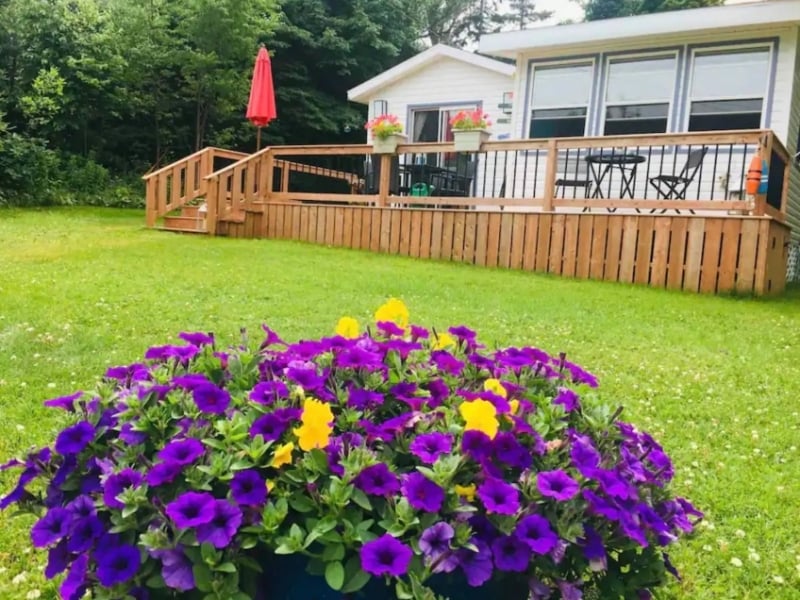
[246,45,277,150]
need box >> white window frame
[409,104,478,143]
[526,58,596,139]
[599,51,680,136]
[682,42,774,132]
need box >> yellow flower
[293,422,332,451]
[459,399,499,439]
[266,480,276,492]
[374,298,409,329]
[270,442,295,468]
[335,316,360,339]
[484,378,507,398]
[294,397,334,451]
[508,399,520,415]
[433,332,456,350]
[454,483,476,502]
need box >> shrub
[0,300,701,600]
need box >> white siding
[362,57,514,142]
[511,27,798,143]
[785,28,800,253]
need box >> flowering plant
[1,299,701,600]
[365,114,403,140]
[449,109,492,131]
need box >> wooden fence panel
[220,204,785,295]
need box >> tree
[416,0,498,47]
[499,0,552,31]
[577,0,723,21]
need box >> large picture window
[602,55,677,135]
[687,48,770,131]
[528,63,593,138]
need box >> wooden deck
[143,130,793,295]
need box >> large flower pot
[371,133,406,154]
[452,129,490,153]
[254,553,529,600]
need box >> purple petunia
[96,543,141,587]
[66,494,95,519]
[409,433,452,464]
[492,534,531,572]
[249,381,289,404]
[67,516,104,553]
[31,507,71,548]
[119,423,148,446]
[477,479,520,515]
[515,514,559,554]
[178,331,215,347]
[354,463,401,496]
[554,388,581,412]
[146,462,183,487]
[158,438,205,466]
[537,470,580,502]
[462,430,493,462]
[44,391,83,412]
[192,383,231,414]
[165,491,216,529]
[45,541,70,579]
[457,538,494,587]
[347,387,384,410]
[103,468,144,510]
[570,433,602,477]
[401,472,445,513]
[150,546,195,591]
[60,553,88,600]
[419,523,458,573]
[249,412,289,442]
[231,470,267,507]
[54,421,95,456]
[493,432,532,470]
[360,534,413,577]
[579,524,607,571]
[196,499,243,548]
[582,489,621,521]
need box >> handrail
[143,147,248,180]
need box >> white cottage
[478,0,800,265]
[347,44,515,145]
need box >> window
[410,106,477,143]
[528,63,593,138]
[687,48,770,131]
[603,56,677,135]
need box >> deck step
[163,215,205,232]
[153,226,208,235]
[180,205,202,218]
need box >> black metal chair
[431,158,477,197]
[649,147,708,214]
[555,153,592,211]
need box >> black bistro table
[399,162,447,196]
[585,152,646,202]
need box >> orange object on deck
[745,154,762,195]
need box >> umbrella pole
[256,127,262,152]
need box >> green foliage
[578,0,724,21]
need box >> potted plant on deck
[366,114,406,154]
[450,110,492,152]
[0,300,702,600]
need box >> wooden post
[753,133,772,216]
[261,151,275,202]
[281,161,290,192]
[145,177,157,228]
[199,148,211,198]
[377,153,392,207]
[206,176,218,235]
[542,138,558,213]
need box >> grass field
[1,207,798,599]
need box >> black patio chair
[555,152,592,211]
[431,157,477,197]
[648,146,708,214]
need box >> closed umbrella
[246,45,277,150]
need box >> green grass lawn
[1,207,799,599]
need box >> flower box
[372,132,406,154]
[452,129,490,153]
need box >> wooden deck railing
[201,129,791,234]
[143,147,248,227]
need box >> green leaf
[200,542,218,565]
[351,488,372,511]
[192,564,214,593]
[289,494,316,513]
[324,561,345,591]
[341,569,371,594]
[274,543,295,555]
[309,448,329,472]
[321,543,345,562]
[215,562,237,573]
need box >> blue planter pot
[255,554,529,600]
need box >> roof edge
[348,44,515,104]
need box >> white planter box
[371,133,407,154]
[452,129,490,152]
